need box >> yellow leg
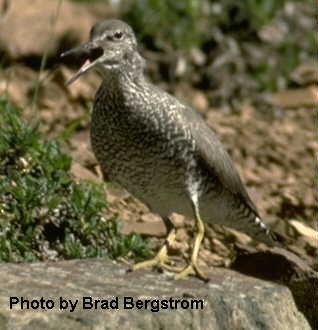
[132,229,177,271]
[175,202,209,281]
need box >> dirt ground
[2,62,316,270]
[0,0,316,271]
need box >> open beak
[61,42,104,85]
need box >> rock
[191,90,209,114]
[0,65,38,106]
[0,260,311,329]
[69,131,97,168]
[232,247,318,328]
[175,85,209,114]
[71,162,100,183]
[140,213,163,224]
[55,66,100,101]
[270,86,318,108]
[258,20,288,45]
[0,0,107,59]
[121,218,166,237]
[291,62,318,85]
[169,213,186,228]
[289,220,318,241]
[189,48,206,66]
[0,64,88,136]
[289,219,318,247]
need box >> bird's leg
[132,227,178,271]
[175,201,209,281]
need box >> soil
[2,62,315,270]
[0,0,316,272]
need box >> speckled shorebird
[62,19,277,280]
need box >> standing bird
[62,19,277,280]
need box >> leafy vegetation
[125,0,315,103]
[70,0,101,3]
[125,0,201,50]
[0,98,151,262]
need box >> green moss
[0,98,151,262]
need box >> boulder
[232,247,318,328]
[0,0,113,59]
[0,259,310,330]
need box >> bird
[61,19,278,281]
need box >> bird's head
[61,19,143,85]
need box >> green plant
[125,0,202,50]
[219,0,285,33]
[0,98,151,262]
[125,0,315,100]
[31,0,63,112]
[70,0,102,3]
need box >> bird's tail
[245,216,281,247]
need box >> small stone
[270,86,318,108]
[169,213,185,228]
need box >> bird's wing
[181,106,259,216]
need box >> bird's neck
[100,53,146,91]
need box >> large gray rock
[0,260,310,330]
[0,0,115,59]
[232,247,318,329]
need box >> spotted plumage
[62,19,277,279]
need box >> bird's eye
[113,31,123,40]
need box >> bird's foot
[132,228,180,272]
[132,244,175,272]
[175,262,209,282]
